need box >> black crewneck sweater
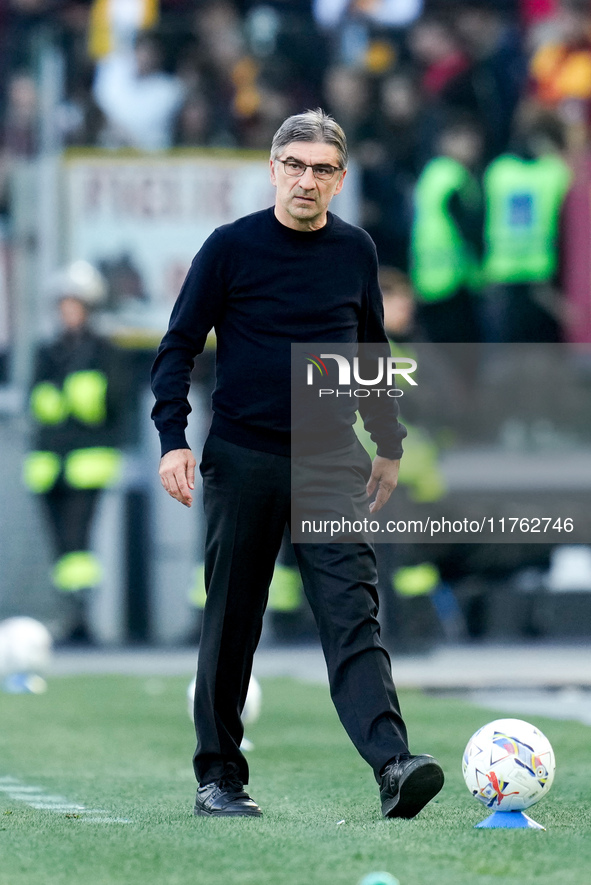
[151,207,406,459]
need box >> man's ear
[269,157,277,187]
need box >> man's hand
[366,456,400,514]
[159,448,197,507]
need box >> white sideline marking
[1,785,43,793]
[29,804,85,811]
[0,777,130,823]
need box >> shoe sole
[382,759,444,819]
[194,805,262,818]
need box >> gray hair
[270,108,348,169]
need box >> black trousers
[482,283,561,343]
[416,287,482,344]
[193,434,409,787]
[41,480,100,559]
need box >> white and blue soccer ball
[462,717,555,812]
[0,617,53,693]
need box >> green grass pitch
[1,674,590,885]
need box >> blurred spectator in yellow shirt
[530,0,591,146]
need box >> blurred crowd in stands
[2,0,591,349]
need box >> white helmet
[48,260,107,307]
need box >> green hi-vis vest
[483,154,571,284]
[25,368,121,493]
[30,370,108,426]
[23,447,122,493]
[411,157,481,302]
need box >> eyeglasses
[276,158,343,181]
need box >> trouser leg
[506,283,561,343]
[291,439,409,780]
[41,483,101,637]
[193,435,290,786]
[416,288,481,343]
[294,541,409,781]
[42,482,100,557]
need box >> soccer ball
[186,674,262,726]
[0,617,53,676]
[462,718,555,811]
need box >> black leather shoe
[193,775,262,817]
[380,754,444,819]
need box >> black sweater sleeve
[151,230,226,456]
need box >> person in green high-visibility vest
[411,116,485,344]
[24,261,124,644]
[481,113,571,342]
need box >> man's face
[59,296,88,331]
[270,140,346,231]
[440,129,482,170]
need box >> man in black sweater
[151,109,444,819]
